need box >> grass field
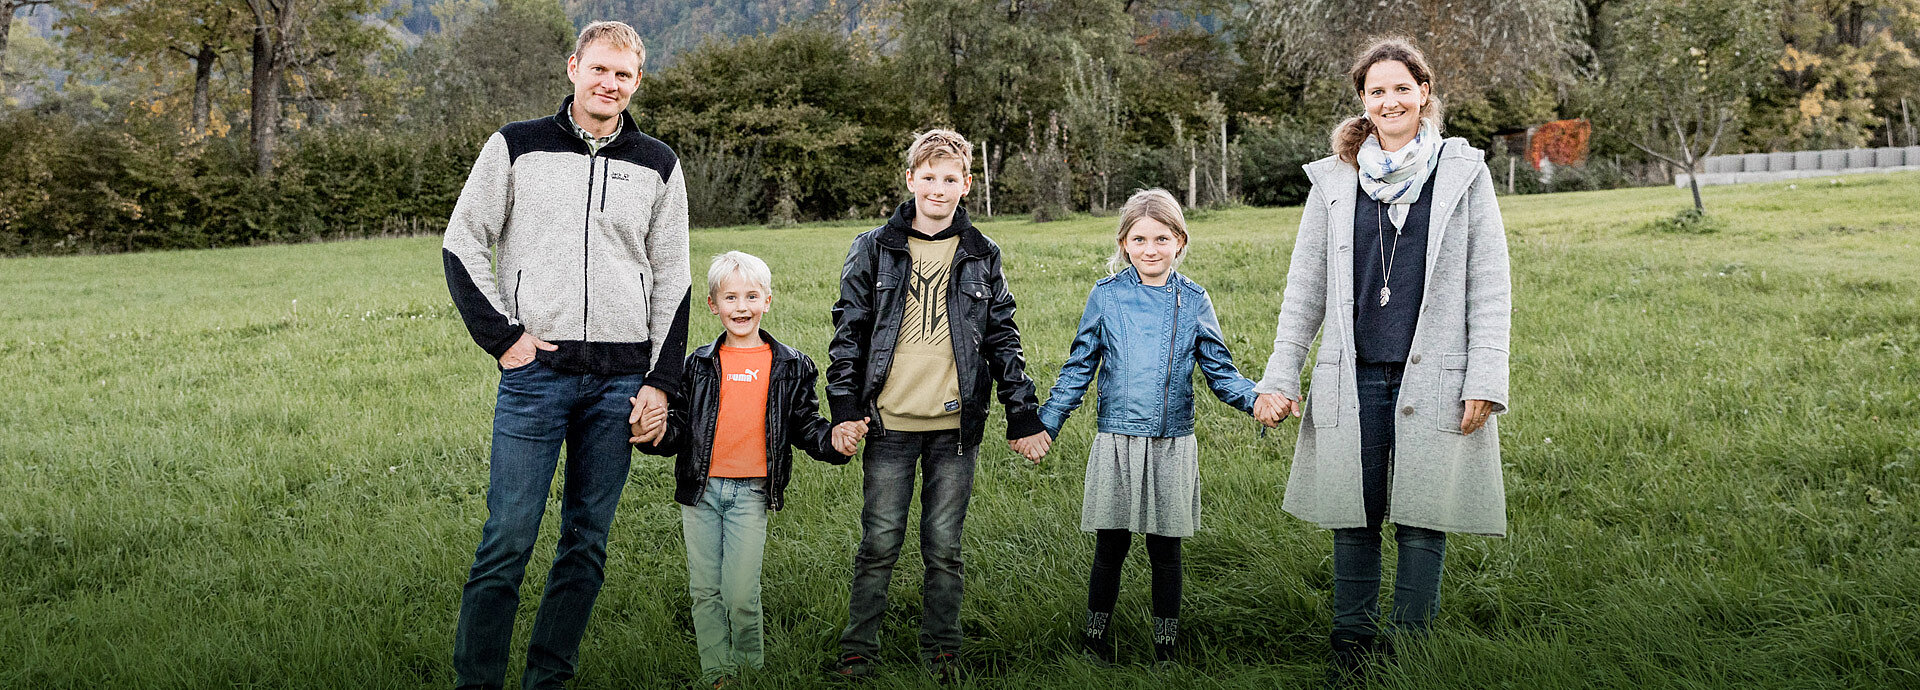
[4,173,1918,689]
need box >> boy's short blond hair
[574,21,647,70]
[707,251,772,297]
[905,129,973,173]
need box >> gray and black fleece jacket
[442,97,692,393]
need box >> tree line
[2,0,1917,255]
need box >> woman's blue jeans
[1331,362,1447,638]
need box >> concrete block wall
[1679,145,1920,187]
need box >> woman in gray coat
[1252,38,1511,683]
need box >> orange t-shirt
[708,344,773,478]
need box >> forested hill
[385,0,870,66]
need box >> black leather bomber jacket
[634,330,848,511]
[825,202,1045,450]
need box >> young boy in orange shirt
[633,251,849,687]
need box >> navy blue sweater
[1351,167,1440,364]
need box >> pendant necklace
[1376,201,1401,307]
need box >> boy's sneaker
[925,652,961,684]
[827,653,875,680]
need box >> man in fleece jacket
[439,20,690,690]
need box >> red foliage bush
[1528,119,1591,170]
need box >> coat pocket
[957,279,991,319]
[1435,353,1469,433]
[1308,356,1340,428]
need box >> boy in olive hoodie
[823,129,1051,682]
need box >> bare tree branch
[1626,138,1687,168]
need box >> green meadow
[3,173,1918,689]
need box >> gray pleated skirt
[1080,432,1201,538]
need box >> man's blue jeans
[839,429,977,662]
[453,359,643,689]
[1331,361,1447,639]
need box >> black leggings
[1086,529,1182,620]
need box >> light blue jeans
[682,476,770,681]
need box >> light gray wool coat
[1255,138,1513,537]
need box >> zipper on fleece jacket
[582,154,597,341]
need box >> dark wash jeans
[839,429,979,662]
[453,359,643,689]
[1331,361,1447,639]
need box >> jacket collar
[875,200,990,258]
[550,95,642,154]
[691,329,800,365]
[1112,265,1200,293]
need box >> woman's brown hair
[1329,38,1445,166]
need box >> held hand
[1010,432,1051,464]
[627,400,669,444]
[1253,393,1283,427]
[628,386,670,444]
[832,418,870,456]
[1460,399,1494,435]
[498,333,558,369]
[1254,393,1301,427]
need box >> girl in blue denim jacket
[1038,188,1260,665]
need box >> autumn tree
[880,0,1139,186]
[1,0,55,89]
[1062,45,1121,212]
[1241,0,1588,108]
[632,21,910,225]
[1763,0,1920,148]
[410,0,575,129]
[1596,0,1778,212]
[60,0,249,136]
[241,0,385,177]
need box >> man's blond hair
[905,129,973,173]
[574,21,647,70]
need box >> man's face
[567,42,643,123]
[905,157,971,224]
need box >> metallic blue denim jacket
[1039,267,1258,438]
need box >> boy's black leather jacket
[826,202,1045,449]
[635,330,847,511]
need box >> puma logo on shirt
[729,368,759,382]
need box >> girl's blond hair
[1108,189,1189,274]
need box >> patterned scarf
[1356,118,1441,229]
